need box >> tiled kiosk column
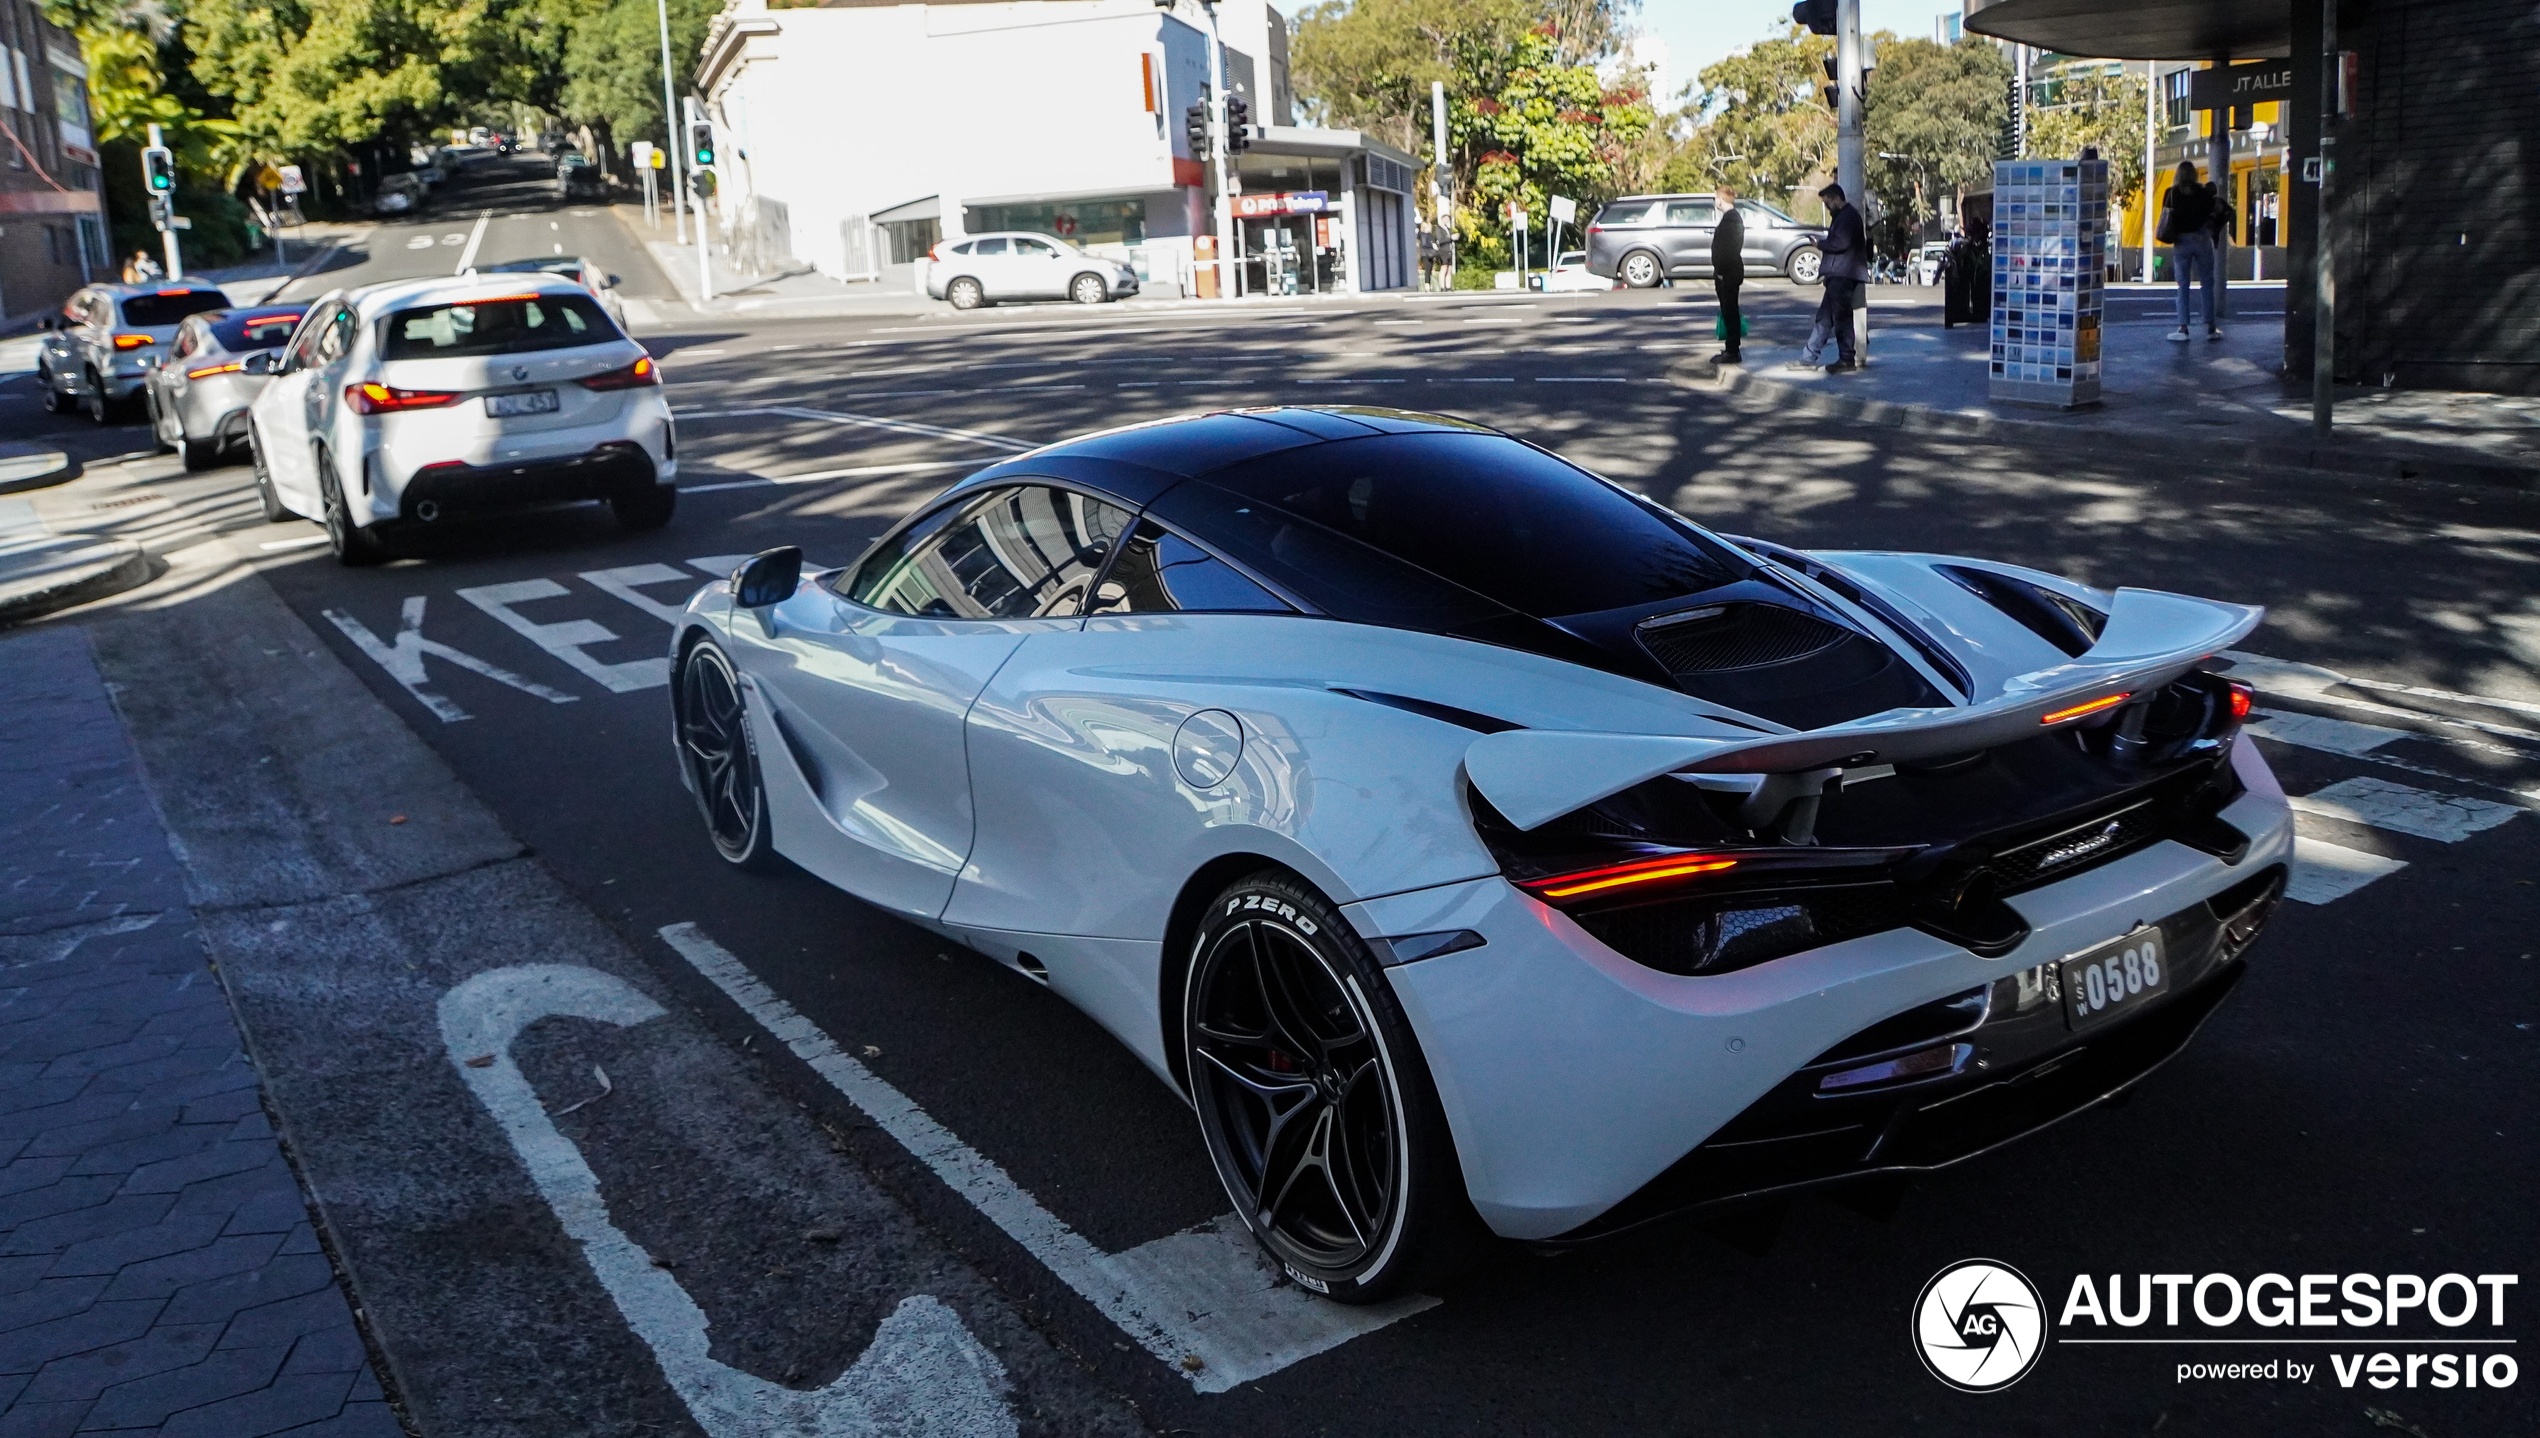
[1989,157,2107,408]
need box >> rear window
[208,310,304,352]
[380,293,619,359]
[120,290,230,328]
[1593,202,1652,227]
[1195,433,1745,620]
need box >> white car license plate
[2059,926,2167,1032]
[485,389,559,418]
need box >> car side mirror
[242,351,277,376]
[605,274,622,288]
[39,317,56,331]
[732,547,802,608]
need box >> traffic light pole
[144,123,185,281]
[685,97,714,303]
[1835,0,1864,360]
[655,0,686,245]
[1200,0,1236,300]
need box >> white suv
[247,273,676,564]
[925,231,1139,310]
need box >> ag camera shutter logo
[1915,1259,2049,1391]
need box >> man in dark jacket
[1711,186,1745,364]
[1792,183,1867,372]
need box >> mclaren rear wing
[1467,586,2262,832]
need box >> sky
[1632,0,1962,105]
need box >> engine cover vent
[1636,602,1851,675]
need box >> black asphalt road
[22,157,2534,1436]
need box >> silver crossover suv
[926,232,1139,309]
[1585,195,1829,288]
[144,305,306,469]
[37,283,234,423]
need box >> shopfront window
[968,198,1145,247]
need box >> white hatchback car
[247,274,675,564]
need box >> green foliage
[1863,37,2011,238]
[2026,66,2148,211]
[1451,26,1653,251]
[1674,24,1832,211]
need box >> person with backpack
[2159,160,2223,342]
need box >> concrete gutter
[0,495,147,625]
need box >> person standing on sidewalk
[1711,186,1745,365]
[2160,160,2223,342]
[1790,183,1866,372]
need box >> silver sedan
[144,306,306,470]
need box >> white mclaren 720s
[667,406,2294,1302]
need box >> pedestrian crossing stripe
[2285,837,2408,905]
[2289,776,2521,845]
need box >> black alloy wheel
[677,642,778,871]
[1185,873,1474,1302]
[317,451,386,566]
[250,430,291,522]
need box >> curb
[1678,357,2540,494]
[0,535,151,624]
[0,441,74,495]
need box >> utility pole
[1835,0,1865,360]
[1431,80,1450,290]
[655,0,686,244]
[1199,0,1236,299]
[2312,0,2336,436]
[2143,61,2160,282]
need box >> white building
[695,0,1418,297]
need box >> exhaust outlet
[415,500,441,522]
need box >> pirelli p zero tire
[1184,871,1479,1303]
[1619,249,1664,288]
[676,640,781,872]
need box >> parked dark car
[1586,195,1828,287]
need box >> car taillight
[2226,681,2254,722]
[2040,692,2131,725]
[345,382,462,414]
[928,242,946,261]
[1587,224,1603,234]
[578,355,658,390]
[1520,854,1739,902]
[113,333,153,349]
[186,362,245,379]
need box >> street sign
[278,164,306,195]
[631,140,653,167]
[1548,195,1577,225]
[255,165,282,191]
[2190,60,2293,127]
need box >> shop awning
[1962,0,2338,59]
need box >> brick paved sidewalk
[2,627,402,1438]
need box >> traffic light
[1821,55,1839,111]
[147,194,172,231]
[1792,0,1836,36]
[1225,93,1251,154]
[142,145,176,194]
[687,120,715,168]
[1184,101,1210,158]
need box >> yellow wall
[2118,91,2285,254]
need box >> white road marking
[441,965,1017,1436]
[2228,650,2540,747]
[440,233,466,246]
[1535,376,1632,383]
[656,922,1431,1393]
[2284,837,2409,904]
[2244,709,2408,756]
[581,564,706,625]
[457,579,668,693]
[455,210,492,273]
[1371,320,1423,326]
[324,598,578,721]
[1296,378,1404,384]
[2288,777,2521,843]
[768,404,1032,453]
[404,235,435,251]
[684,459,982,495]
[678,349,728,358]
[1430,377,1515,383]
[1461,318,1525,325]
[686,554,754,577]
[258,535,330,551]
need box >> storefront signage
[2190,61,2294,111]
[1234,191,1328,218]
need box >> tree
[2026,66,2149,225]
[1673,24,1832,218]
[1863,37,2011,244]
